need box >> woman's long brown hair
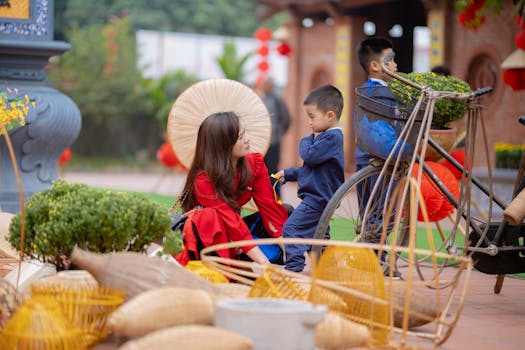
[180,112,251,212]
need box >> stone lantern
[0,0,81,213]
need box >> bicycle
[313,62,525,293]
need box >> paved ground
[65,171,525,350]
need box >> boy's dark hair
[303,84,343,120]
[357,37,393,74]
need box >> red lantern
[157,141,184,170]
[257,45,269,57]
[254,27,272,42]
[516,30,525,50]
[58,148,72,165]
[276,42,292,56]
[517,15,525,29]
[257,60,269,72]
[439,148,469,180]
[412,162,460,222]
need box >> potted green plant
[388,72,472,160]
[388,71,472,129]
[7,180,183,269]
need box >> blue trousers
[283,201,327,272]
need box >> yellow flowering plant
[388,72,472,129]
[1,87,35,269]
[0,87,34,134]
[494,142,525,169]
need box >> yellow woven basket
[30,283,125,345]
[310,246,388,346]
[248,265,308,300]
[0,297,87,350]
[185,260,228,284]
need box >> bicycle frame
[378,63,525,264]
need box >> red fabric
[175,153,288,265]
[58,148,72,165]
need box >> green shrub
[388,72,472,129]
[8,180,182,269]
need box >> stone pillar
[0,0,81,213]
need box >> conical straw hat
[167,79,271,169]
[501,48,525,69]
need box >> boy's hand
[272,170,285,183]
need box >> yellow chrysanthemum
[0,90,34,135]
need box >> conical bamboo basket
[30,283,125,345]
[0,297,87,350]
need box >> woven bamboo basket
[30,284,125,345]
[0,279,24,330]
[0,297,87,350]
[185,260,228,284]
[31,270,98,290]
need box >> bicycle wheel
[313,164,410,251]
[312,163,455,285]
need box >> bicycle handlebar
[470,86,493,98]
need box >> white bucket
[215,298,326,350]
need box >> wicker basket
[30,284,125,345]
[185,260,228,284]
[0,297,87,350]
[310,246,389,346]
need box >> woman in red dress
[175,111,289,265]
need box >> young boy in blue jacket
[275,85,345,272]
[355,37,398,173]
[355,37,402,278]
